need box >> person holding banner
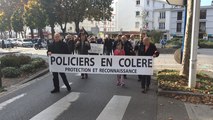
[76,29,91,79]
[47,33,71,93]
[137,37,159,93]
[114,42,126,87]
[135,32,147,82]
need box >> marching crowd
[47,28,159,94]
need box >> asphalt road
[0,47,213,120]
[0,73,158,120]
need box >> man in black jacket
[47,33,71,93]
[104,35,113,55]
[75,30,91,79]
[137,37,159,93]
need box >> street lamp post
[188,0,200,88]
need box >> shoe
[51,89,60,93]
[146,86,150,91]
[81,76,84,79]
[67,86,71,92]
[121,83,125,87]
[85,74,88,79]
[141,88,146,93]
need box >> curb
[19,68,49,85]
[157,88,213,97]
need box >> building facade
[154,5,213,40]
[114,0,173,32]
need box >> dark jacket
[137,42,159,57]
[47,41,69,54]
[104,38,113,51]
[66,40,75,54]
[124,40,134,55]
[113,39,123,51]
[76,40,91,55]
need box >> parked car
[17,39,33,47]
[7,38,18,47]
[0,39,14,48]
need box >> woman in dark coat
[75,30,91,79]
[137,37,159,93]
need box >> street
[0,73,158,120]
[0,47,213,120]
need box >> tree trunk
[38,28,44,39]
[180,0,193,77]
[60,23,67,39]
[30,28,34,39]
[9,29,12,38]
[21,32,24,38]
[50,24,55,39]
[75,21,80,34]
[15,32,17,38]
[0,32,3,39]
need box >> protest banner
[88,43,104,54]
[49,54,153,75]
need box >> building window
[147,11,149,17]
[200,10,206,19]
[135,22,140,28]
[147,0,150,6]
[199,22,206,32]
[159,22,165,29]
[145,22,149,29]
[162,4,165,8]
[159,12,165,19]
[176,23,182,32]
[177,11,182,20]
[136,11,140,16]
[136,0,140,5]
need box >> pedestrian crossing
[28,93,132,120]
[30,92,80,120]
[0,74,158,120]
[97,95,131,120]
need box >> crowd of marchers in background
[47,27,160,94]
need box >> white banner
[88,43,104,54]
[49,54,153,75]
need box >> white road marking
[96,95,131,120]
[30,92,80,120]
[75,73,81,76]
[61,82,73,88]
[0,93,27,110]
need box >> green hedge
[1,67,21,78]
[20,64,35,73]
[167,38,213,48]
[0,55,31,68]
[31,58,46,69]
[199,40,213,48]
[0,55,46,78]
[167,38,182,48]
